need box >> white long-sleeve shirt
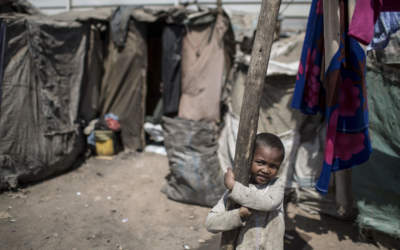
[205,178,285,250]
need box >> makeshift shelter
[0,13,88,189]
[0,4,236,198]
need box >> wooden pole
[220,0,282,249]
[217,0,223,13]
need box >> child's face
[250,145,282,185]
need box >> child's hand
[224,168,235,190]
[239,206,252,218]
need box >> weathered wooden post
[217,0,222,12]
[220,0,282,249]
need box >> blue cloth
[369,12,400,50]
[292,0,372,193]
[104,113,119,121]
[87,132,95,146]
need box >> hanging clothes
[178,14,228,122]
[369,12,400,50]
[162,25,185,116]
[292,0,372,193]
[348,0,400,45]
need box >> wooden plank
[220,0,282,249]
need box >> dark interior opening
[145,22,164,124]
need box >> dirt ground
[0,152,397,250]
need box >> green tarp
[352,32,400,238]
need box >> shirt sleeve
[228,178,284,212]
[205,191,245,233]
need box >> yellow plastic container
[95,130,115,156]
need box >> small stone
[183,244,191,249]
[76,192,81,196]
[9,219,16,223]
[84,204,89,208]
[0,211,11,219]
[8,206,12,210]
[121,218,128,223]
[198,239,205,243]
[190,226,195,230]
[107,196,112,200]
[111,209,117,213]
[53,233,58,238]
[188,215,195,220]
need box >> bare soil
[0,152,397,250]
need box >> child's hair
[254,132,285,162]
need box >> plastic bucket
[95,130,115,156]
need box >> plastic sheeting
[162,116,225,207]
[99,19,147,151]
[352,36,400,237]
[0,15,87,189]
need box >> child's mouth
[256,175,269,182]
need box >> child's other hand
[224,168,235,190]
[239,206,252,218]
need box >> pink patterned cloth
[348,0,400,45]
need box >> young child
[205,132,285,250]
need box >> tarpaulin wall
[99,19,147,151]
[0,15,87,189]
[352,35,400,237]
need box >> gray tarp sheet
[162,116,225,207]
[0,14,87,189]
[99,19,147,151]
